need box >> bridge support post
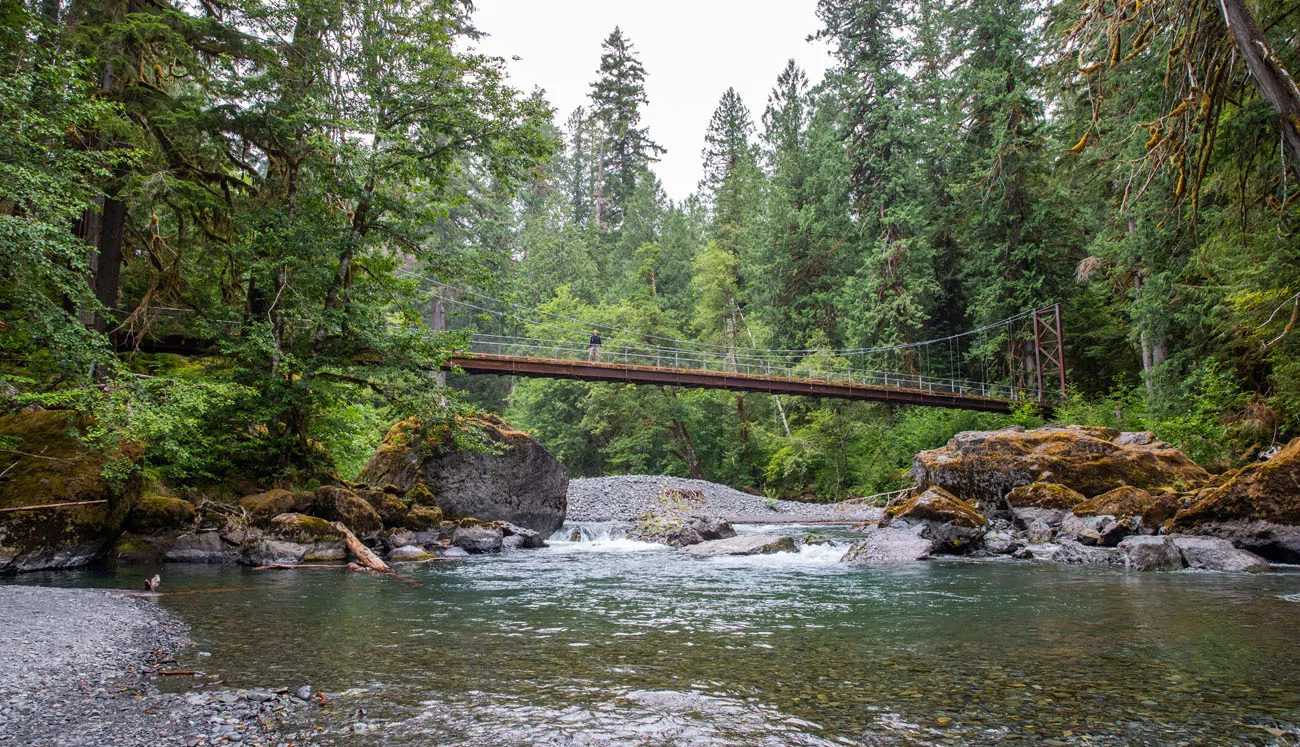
[1032,304,1067,403]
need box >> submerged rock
[0,410,142,574]
[360,415,568,535]
[681,533,797,557]
[1118,536,1185,572]
[1171,536,1270,572]
[840,527,933,563]
[913,425,1210,508]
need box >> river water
[11,524,1300,745]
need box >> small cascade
[547,522,667,553]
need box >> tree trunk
[671,418,707,480]
[92,195,127,332]
[1218,0,1300,181]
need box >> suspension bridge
[423,276,1067,414]
[110,275,1068,414]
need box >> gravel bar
[566,475,885,524]
[0,586,322,746]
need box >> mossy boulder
[1006,482,1086,510]
[310,485,382,536]
[239,489,313,525]
[359,415,567,535]
[359,489,409,527]
[112,531,174,565]
[405,481,437,507]
[268,513,342,543]
[404,504,444,531]
[1073,485,1180,527]
[1173,437,1300,527]
[126,496,196,534]
[883,487,987,529]
[912,425,1210,508]
[0,410,142,574]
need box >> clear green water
[9,525,1300,745]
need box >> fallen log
[0,499,108,513]
[330,521,392,574]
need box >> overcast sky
[471,1,834,202]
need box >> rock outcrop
[913,425,1210,508]
[681,533,797,557]
[0,411,142,574]
[1118,536,1185,571]
[840,527,933,563]
[360,415,567,536]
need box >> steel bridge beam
[447,354,1020,413]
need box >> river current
[12,524,1300,745]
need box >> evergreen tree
[588,27,664,229]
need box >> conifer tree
[588,27,664,228]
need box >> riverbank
[0,586,316,747]
[566,475,884,524]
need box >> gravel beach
[0,586,318,747]
[565,475,885,524]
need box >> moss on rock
[311,485,382,536]
[0,410,142,573]
[404,504,444,530]
[238,489,312,524]
[359,489,409,527]
[269,512,342,543]
[884,487,987,528]
[1173,437,1300,528]
[126,496,196,534]
[405,481,437,507]
[1006,482,1086,510]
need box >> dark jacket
[589,334,602,346]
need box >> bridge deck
[447,353,1019,413]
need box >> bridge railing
[463,334,1033,402]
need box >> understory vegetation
[2,0,1298,499]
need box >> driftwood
[330,521,392,574]
[0,499,108,513]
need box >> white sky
[471,1,834,202]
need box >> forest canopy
[3,0,1298,498]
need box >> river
[10,524,1300,745]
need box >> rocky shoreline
[566,474,884,524]
[0,586,329,747]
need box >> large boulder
[239,489,313,525]
[267,513,346,562]
[882,487,987,555]
[840,527,933,563]
[1118,536,1185,571]
[311,486,382,537]
[360,415,567,536]
[1072,486,1180,527]
[681,533,797,557]
[1171,536,1270,573]
[1173,438,1300,529]
[453,522,504,553]
[627,512,736,547]
[358,489,409,528]
[1048,540,1121,565]
[1174,520,1300,564]
[403,504,445,531]
[165,531,239,564]
[0,410,142,574]
[125,496,196,534]
[913,425,1210,508]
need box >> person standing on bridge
[588,329,603,362]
